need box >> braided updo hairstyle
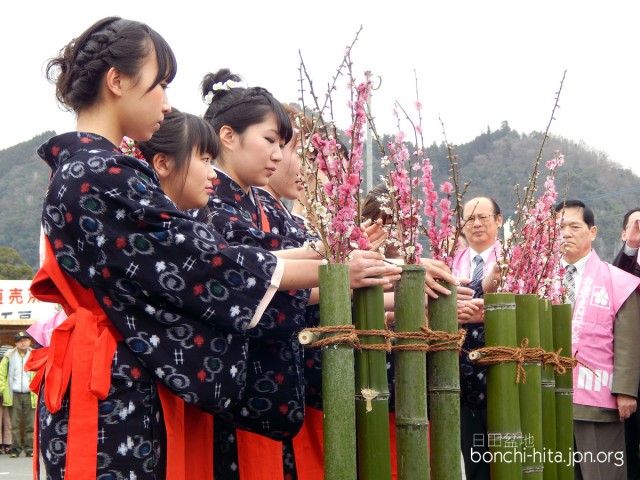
[46,16,177,113]
[200,68,293,144]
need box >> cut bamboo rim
[298,330,322,345]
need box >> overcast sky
[2,0,638,177]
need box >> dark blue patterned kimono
[251,190,324,407]
[253,189,309,246]
[254,189,324,480]
[37,132,288,479]
[207,174,313,480]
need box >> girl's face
[120,50,171,142]
[162,147,216,211]
[268,134,304,201]
[221,112,284,192]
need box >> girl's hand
[347,250,402,288]
[456,282,474,301]
[420,258,460,299]
[361,218,388,252]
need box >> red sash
[26,239,212,479]
[235,409,400,479]
[235,406,325,480]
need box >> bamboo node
[483,302,516,312]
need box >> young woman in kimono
[199,70,398,479]
[31,18,401,479]
[251,103,324,480]
[198,70,317,479]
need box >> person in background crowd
[612,208,640,276]
[0,344,12,454]
[611,207,640,479]
[0,332,36,458]
[556,200,640,479]
[452,196,503,480]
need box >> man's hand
[617,393,637,421]
[458,299,484,324]
[482,262,501,294]
[626,219,640,249]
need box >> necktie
[565,264,577,305]
[470,255,484,298]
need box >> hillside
[435,122,637,261]
[0,131,53,270]
[0,124,636,271]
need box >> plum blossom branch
[375,73,427,265]
[496,71,567,298]
[296,30,371,264]
[420,117,468,267]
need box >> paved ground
[0,452,40,478]
[0,451,468,478]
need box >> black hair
[200,68,292,144]
[362,183,392,224]
[47,16,177,113]
[622,208,640,230]
[554,199,595,228]
[138,108,218,180]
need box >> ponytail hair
[201,68,292,144]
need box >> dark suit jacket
[613,244,640,277]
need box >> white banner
[0,280,59,322]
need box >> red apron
[26,238,213,479]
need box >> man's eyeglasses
[463,213,497,224]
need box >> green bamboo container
[426,280,461,480]
[551,303,573,480]
[353,284,392,480]
[394,264,429,480]
[483,292,523,480]
[320,263,357,479]
[515,294,543,479]
[538,299,557,480]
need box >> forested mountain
[0,123,636,272]
[0,132,53,271]
[453,122,637,261]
